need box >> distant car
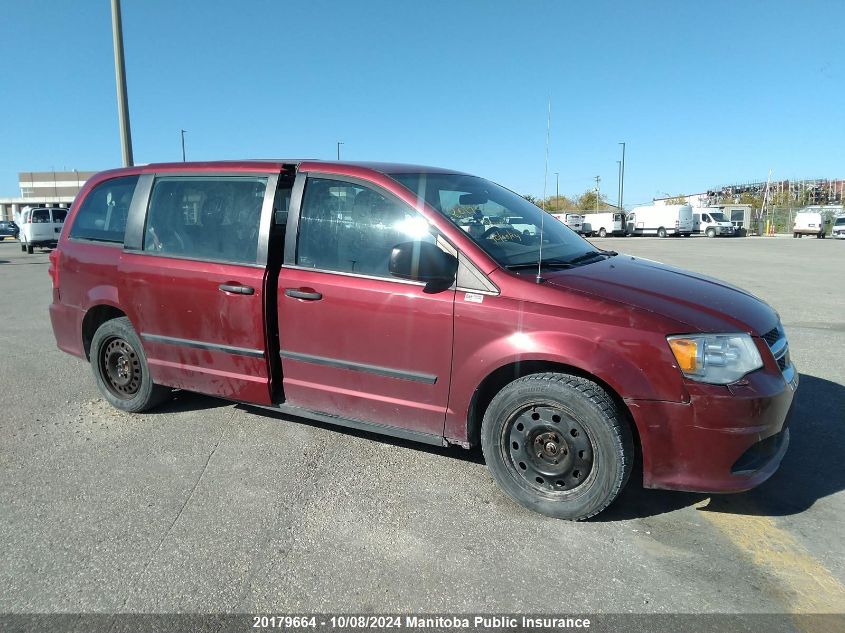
[832,216,845,239]
[0,220,19,240]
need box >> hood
[540,255,777,334]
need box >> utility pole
[111,0,133,166]
[180,129,187,162]
[336,141,344,160]
[594,175,601,211]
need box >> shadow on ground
[239,402,486,465]
[150,390,232,415]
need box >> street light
[618,142,626,211]
[111,0,133,166]
[617,160,622,209]
[180,129,187,162]
[337,141,344,160]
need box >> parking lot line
[701,507,845,627]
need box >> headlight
[667,333,763,385]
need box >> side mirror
[389,241,457,287]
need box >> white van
[832,216,845,239]
[20,206,67,254]
[693,210,735,237]
[793,212,826,238]
[625,204,693,237]
[585,212,624,237]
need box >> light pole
[180,129,187,162]
[618,142,626,211]
[337,141,344,160]
[617,160,622,209]
[110,0,133,166]
[618,142,627,232]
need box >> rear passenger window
[143,176,267,264]
[69,176,139,243]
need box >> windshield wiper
[565,250,606,265]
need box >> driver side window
[297,177,434,278]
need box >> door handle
[284,288,322,301]
[219,283,255,295]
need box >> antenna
[537,97,551,284]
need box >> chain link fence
[750,207,839,235]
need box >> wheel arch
[82,304,128,360]
[464,360,642,471]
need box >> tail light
[48,249,59,291]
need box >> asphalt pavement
[0,236,843,623]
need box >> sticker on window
[464,293,484,303]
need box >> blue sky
[1,0,842,207]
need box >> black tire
[481,372,633,520]
[21,242,26,252]
[793,233,798,238]
[706,228,716,238]
[26,243,33,254]
[657,227,667,238]
[90,317,170,413]
[598,228,607,238]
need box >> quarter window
[143,176,267,264]
[69,176,139,243]
[296,177,434,277]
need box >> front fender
[444,297,689,443]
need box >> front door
[277,175,455,438]
[119,173,276,404]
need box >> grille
[762,327,781,346]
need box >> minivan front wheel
[90,317,170,412]
[481,373,633,520]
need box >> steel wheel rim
[502,404,596,496]
[99,336,142,399]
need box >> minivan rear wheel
[90,317,170,413]
[657,227,667,238]
[481,372,633,520]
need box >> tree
[575,189,611,211]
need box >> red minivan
[48,160,797,519]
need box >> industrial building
[0,171,96,221]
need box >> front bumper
[627,364,797,493]
[833,231,845,239]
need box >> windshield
[835,217,845,226]
[709,212,727,222]
[389,173,599,268]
